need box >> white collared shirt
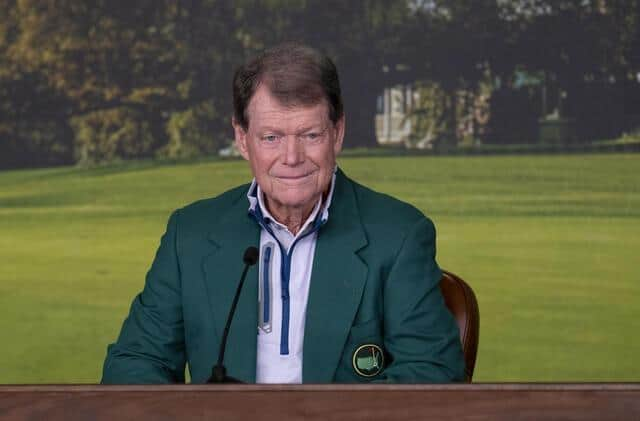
[247,174,336,383]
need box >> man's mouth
[274,170,315,179]
[279,173,310,179]
[273,171,316,184]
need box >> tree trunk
[340,71,381,148]
[445,85,458,147]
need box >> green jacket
[102,169,464,383]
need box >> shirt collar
[247,168,337,233]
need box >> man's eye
[304,133,319,140]
[263,135,278,142]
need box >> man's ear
[232,117,250,161]
[333,115,345,155]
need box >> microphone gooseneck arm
[209,246,259,383]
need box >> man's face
[234,85,344,216]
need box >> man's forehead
[246,86,330,128]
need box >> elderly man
[102,43,464,384]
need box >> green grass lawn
[1,154,639,383]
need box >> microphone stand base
[208,365,245,384]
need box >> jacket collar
[302,168,369,382]
[203,188,261,383]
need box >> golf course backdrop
[1,153,638,383]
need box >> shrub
[160,102,225,159]
[70,108,155,165]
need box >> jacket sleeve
[101,210,186,384]
[379,217,465,383]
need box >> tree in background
[299,0,415,148]
[0,1,74,168]
[488,0,640,142]
[3,0,242,165]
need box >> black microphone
[208,246,259,383]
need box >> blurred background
[0,0,639,383]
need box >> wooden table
[1,384,639,420]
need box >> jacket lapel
[303,170,369,383]
[202,189,260,383]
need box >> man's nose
[282,136,304,165]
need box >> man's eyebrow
[254,124,326,134]
[296,124,326,133]
[255,126,285,134]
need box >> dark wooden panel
[1,384,639,421]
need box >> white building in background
[375,85,416,146]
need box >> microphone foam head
[243,246,259,266]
